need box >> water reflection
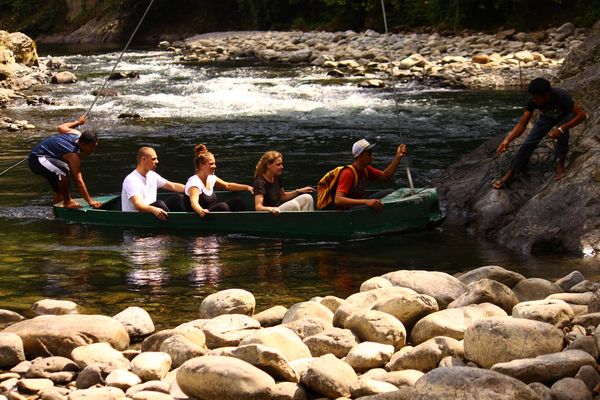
[123,232,170,290]
[188,236,222,287]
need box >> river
[0,45,596,328]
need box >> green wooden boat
[53,188,444,239]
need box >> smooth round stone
[71,342,130,371]
[113,307,155,339]
[0,332,25,368]
[67,386,126,399]
[303,327,358,358]
[550,377,592,400]
[31,299,78,316]
[300,354,358,398]
[360,277,393,291]
[199,289,256,319]
[159,334,205,369]
[130,352,172,382]
[252,306,287,327]
[177,356,275,400]
[465,317,564,368]
[345,310,406,350]
[381,270,467,308]
[105,369,142,390]
[387,336,463,372]
[282,302,334,325]
[239,326,311,361]
[4,315,129,358]
[344,341,394,372]
[512,299,575,328]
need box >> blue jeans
[511,112,574,172]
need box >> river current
[0,46,597,327]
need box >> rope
[380,0,415,195]
[0,157,26,177]
[0,0,155,178]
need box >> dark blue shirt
[525,88,574,120]
[30,133,80,158]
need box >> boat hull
[53,189,444,239]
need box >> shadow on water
[1,48,598,327]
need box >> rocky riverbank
[435,20,600,257]
[162,24,586,89]
[1,266,600,399]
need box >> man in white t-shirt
[121,147,185,221]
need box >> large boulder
[283,317,331,340]
[464,317,564,368]
[371,292,438,329]
[228,344,299,382]
[31,299,78,316]
[142,325,206,352]
[252,306,287,327]
[512,299,575,327]
[67,386,126,399]
[4,315,129,358]
[345,310,406,350]
[0,332,25,368]
[159,334,205,368]
[457,265,525,287]
[300,354,358,398]
[410,303,507,345]
[344,341,394,372]
[113,307,155,339]
[555,271,586,291]
[130,352,171,381]
[551,377,593,400]
[201,314,260,348]
[51,71,77,84]
[238,326,312,361]
[71,342,130,371]
[282,302,333,325]
[199,289,256,319]
[512,279,564,302]
[491,350,596,384]
[381,270,467,308]
[7,32,38,66]
[410,367,542,399]
[177,356,275,400]
[448,278,519,313]
[333,287,417,328]
[387,336,463,372]
[302,327,358,358]
[26,356,79,384]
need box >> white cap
[352,138,376,158]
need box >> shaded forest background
[0,0,599,40]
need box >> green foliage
[0,0,598,38]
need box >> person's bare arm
[188,187,208,217]
[334,191,383,210]
[161,181,185,193]
[254,194,280,215]
[280,186,313,201]
[497,110,533,153]
[378,144,407,181]
[62,153,101,208]
[215,177,253,193]
[58,115,86,134]
[550,102,588,139]
[129,195,168,221]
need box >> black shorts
[28,154,70,192]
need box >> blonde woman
[183,144,253,216]
[253,151,314,215]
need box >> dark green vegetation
[0,0,598,39]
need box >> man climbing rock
[493,77,587,189]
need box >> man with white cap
[333,139,407,210]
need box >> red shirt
[336,165,383,199]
